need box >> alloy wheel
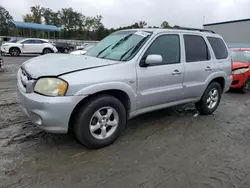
[89,107,119,140]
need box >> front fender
[74,81,137,111]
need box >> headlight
[232,68,249,75]
[34,78,68,96]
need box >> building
[203,18,250,43]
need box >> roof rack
[171,27,215,34]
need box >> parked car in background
[55,42,75,53]
[0,57,4,70]
[230,47,250,93]
[70,44,95,55]
[1,38,58,56]
[227,43,250,49]
[17,28,232,149]
[76,43,89,50]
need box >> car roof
[122,28,221,37]
[23,38,48,42]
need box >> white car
[0,38,58,56]
[70,44,95,55]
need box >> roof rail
[172,27,215,34]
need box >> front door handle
[172,70,182,75]
[205,66,212,71]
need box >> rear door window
[184,35,210,62]
[207,37,228,59]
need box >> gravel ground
[0,55,250,188]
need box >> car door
[182,34,215,99]
[21,40,34,53]
[136,34,184,109]
[33,39,45,53]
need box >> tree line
[0,5,180,41]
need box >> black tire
[43,48,53,54]
[64,48,69,53]
[241,78,250,94]
[9,47,20,57]
[195,82,222,115]
[73,95,127,149]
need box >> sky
[1,0,250,28]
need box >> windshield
[16,39,26,44]
[84,45,95,51]
[8,38,18,43]
[85,30,152,61]
[231,50,250,62]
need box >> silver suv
[17,28,232,148]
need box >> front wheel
[73,95,127,149]
[9,48,20,57]
[241,78,250,94]
[195,82,222,115]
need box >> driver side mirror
[140,54,163,67]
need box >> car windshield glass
[231,50,250,62]
[8,38,18,43]
[85,30,152,61]
[16,39,25,44]
[84,45,94,51]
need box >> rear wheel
[64,48,69,53]
[9,48,20,57]
[241,78,250,94]
[195,82,222,115]
[73,95,127,149]
[43,48,53,54]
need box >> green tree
[23,5,43,24]
[161,21,170,28]
[0,6,13,27]
[0,6,13,36]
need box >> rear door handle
[205,66,212,71]
[172,70,182,75]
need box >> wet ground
[0,55,250,188]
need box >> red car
[230,48,250,93]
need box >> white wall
[204,20,250,43]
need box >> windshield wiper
[96,34,133,58]
[96,44,112,57]
[100,34,134,59]
[120,35,150,61]
[111,34,133,50]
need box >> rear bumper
[52,47,58,53]
[230,74,248,89]
[224,75,233,92]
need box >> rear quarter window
[207,37,228,59]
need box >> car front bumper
[17,85,85,134]
[230,74,248,89]
[1,45,8,54]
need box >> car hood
[232,61,250,70]
[2,42,18,45]
[21,54,117,79]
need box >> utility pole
[203,16,206,28]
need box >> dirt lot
[0,55,250,188]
